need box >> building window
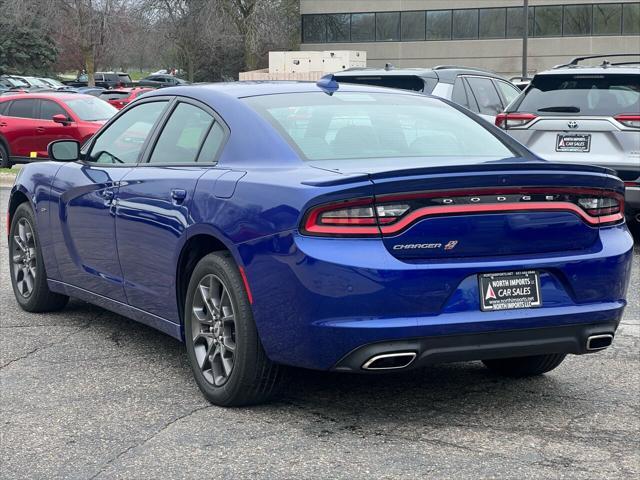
[351,13,375,42]
[401,11,425,41]
[426,10,452,40]
[376,12,400,41]
[534,5,563,37]
[593,3,622,35]
[302,15,326,43]
[479,8,506,39]
[623,3,640,34]
[301,3,639,44]
[453,9,478,39]
[563,4,592,36]
[506,6,534,38]
[327,14,350,42]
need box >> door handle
[0,122,7,127]
[99,188,115,204]
[36,127,46,133]
[171,189,187,204]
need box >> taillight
[624,181,639,188]
[495,112,537,129]
[614,114,640,128]
[302,188,624,237]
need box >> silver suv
[334,65,522,124]
[496,55,640,225]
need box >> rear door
[502,72,640,180]
[115,98,228,320]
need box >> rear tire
[9,202,69,312]
[482,353,566,377]
[184,252,285,406]
[0,143,11,168]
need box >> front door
[51,99,170,301]
[115,99,227,321]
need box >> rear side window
[466,77,503,116]
[148,102,214,163]
[0,101,8,115]
[245,92,514,161]
[40,100,68,120]
[494,80,521,107]
[8,99,38,119]
[512,74,640,116]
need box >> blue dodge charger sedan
[7,80,634,406]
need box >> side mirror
[48,140,80,162]
[52,114,70,125]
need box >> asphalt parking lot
[0,184,638,480]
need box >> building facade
[300,0,640,77]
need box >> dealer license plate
[479,271,541,311]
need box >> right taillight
[614,114,640,128]
[495,112,537,129]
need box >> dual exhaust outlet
[361,334,614,371]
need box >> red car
[0,92,117,167]
[99,87,153,109]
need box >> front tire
[9,203,69,312]
[184,252,284,406]
[482,353,566,377]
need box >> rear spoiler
[303,160,617,187]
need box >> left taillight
[614,114,640,128]
[495,112,537,129]
[302,198,380,236]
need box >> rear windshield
[244,92,514,161]
[63,97,118,121]
[335,75,436,94]
[99,91,129,100]
[513,73,640,116]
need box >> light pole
[522,0,529,78]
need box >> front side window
[244,92,514,162]
[7,99,38,119]
[40,100,69,120]
[88,101,167,164]
[64,97,118,121]
[148,103,214,163]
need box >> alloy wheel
[191,274,237,386]
[11,218,37,298]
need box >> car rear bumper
[333,321,619,372]
[241,226,634,371]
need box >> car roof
[143,80,427,100]
[0,92,91,101]
[536,66,640,76]
[334,66,508,84]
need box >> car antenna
[316,74,339,95]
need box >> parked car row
[333,55,639,225]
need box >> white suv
[496,54,640,226]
